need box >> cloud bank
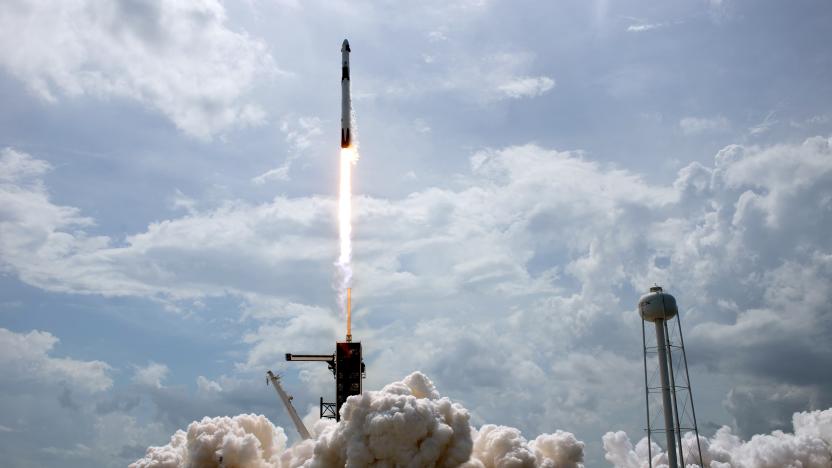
[0,0,276,139]
[0,327,112,392]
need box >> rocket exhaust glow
[346,287,352,342]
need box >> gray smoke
[603,407,832,467]
[131,372,584,467]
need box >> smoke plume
[131,372,584,467]
[603,407,832,467]
[129,413,287,468]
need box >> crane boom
[266,370,311,440]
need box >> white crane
[266,370,311,440]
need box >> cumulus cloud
[0,324,172,466]
[131,372,584,467]
[197,376,223,394]
[675,137,832,377]
[603,407,832,467]
[0,0,276,139]
[242,304,339,373]
[0,327,112,392]
[133,362,170,389]
[0,148,336,302]
[0,147,52,181]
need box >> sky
[0,0,831,466]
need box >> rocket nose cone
[342,39,351,52]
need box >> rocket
[341,39,352,148]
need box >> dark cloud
[58,386,81,411]
[725,384,832,438]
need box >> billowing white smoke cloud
[603,407,832,468]
[468,425,584,468]
[130,413,288,468]
[131,372,584,467]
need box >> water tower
[638,286,702,468]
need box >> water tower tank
[638,286,678,322]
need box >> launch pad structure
[284,288,365,421]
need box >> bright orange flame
[346,287,352,341]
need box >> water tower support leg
[655,319,679,468]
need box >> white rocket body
[341,39,352,148]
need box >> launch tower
[285,289,365,421]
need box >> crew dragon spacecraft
[341,39,352,148]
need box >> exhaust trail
[336,38,358,317]
[336,146,358,315]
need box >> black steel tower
[285,340,365,421]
